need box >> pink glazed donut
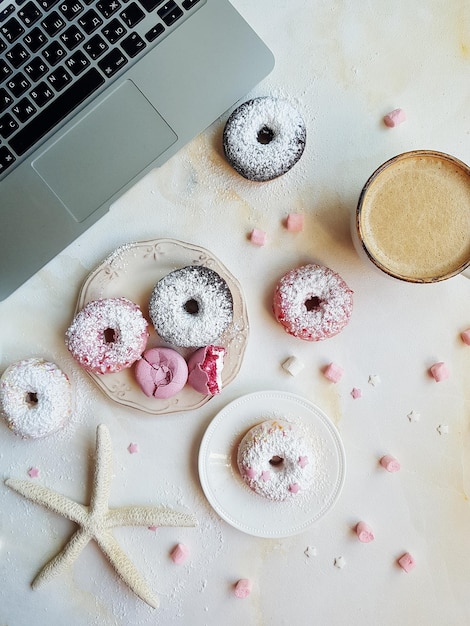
[66,297,148,374]
[273,264,353,341]
[134,347,188,399]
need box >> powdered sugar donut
[273,264,353,341]
[0,358,72,438]
[223,96,306,181]
[66,297,148,374]
[237,420,315,501]
[149,266,233,348]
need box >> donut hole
[305,296,322,311]
[103,327,116,343]
[269,455,285,470]
[25,391,38,407]
[184,299,199,315]
[257,126,275,144]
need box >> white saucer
[74,238,249,414]
[198,390,346,538]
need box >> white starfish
[5,424,197,609]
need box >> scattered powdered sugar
[223,96,306,181]
[273,264,353,341]
[65,297,148,374]
[0,358,72,439]
[148,266,234,348]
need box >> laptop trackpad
[33,80,178,223]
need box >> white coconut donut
[237,420,315,501]
[65,297,149,374]
[0,358,72,439]
[273,264,353,341]
[223,96,306,181]
[149,265,234,348]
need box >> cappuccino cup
[354,150,470,282]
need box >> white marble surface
[1,1,470,624]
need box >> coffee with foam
[357,152,470,282]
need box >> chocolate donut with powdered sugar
[223,96,306,182]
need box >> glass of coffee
[355,150,470,282]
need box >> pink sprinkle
[298,455,309,469]
[170,543,189,565]
[148,526,158,532]
[380,454,401,473]
[244,467,256,479]
[28,467,40,478]
[250,228,267,246]
[429,362,449,382]
[383,108,406,127]
[289,483,300,494]
[234,578,252,599]
[461,329,470,345]
[323,362,344,383]
[351,387,362,399]
[261,470,271,482]
[286,213,304,232]
[127,442,139,454]
[355,521,375,543]
[398,552,416,573]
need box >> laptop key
[41,11,66,36]
[37,0,60,10]
[42,40,66,66]
[1,17,25,43]
[138,0,164,12]
[18,2,43,26]
[60,24,85,50]
[6,42,31,68]
[65,49,90,75]
[11,96,36,122]
[121,31,145,57]
[58,0,84,21]
[144,21,163,41]
[23,56,48,80]
[6,72,31,97]
[84,33,108,59]
[157,1,182,26]
[9,67,104,155]
[182,0,201,8]
[96,0,121,19]
[47,65,71,90]
[23,26,48,52]
[29,80,54,106]
[78,9,102,34]
[0,145,16,172]
[0,88,14,112]
[0,61,13,82]
[119,2,144,27]
[101,17,126,43]
[97,47,127,76]
[0,112,19,138]
[0,4,15,23]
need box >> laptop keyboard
[0,0,203,176]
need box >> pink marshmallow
[323,362,344,383]
[187,345,225,396]
[430,361,449,382]
[234,579,252,599]
[355,521,375,543]
[170,543,189,565]
[250,228,267,246]
[461,329,470,345]
[135,347,188,399]
[383,108,406,127]
[380,455,401,473]
[398,552,416,573]
[286,213,304,232]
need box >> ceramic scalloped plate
[74,238,249,414]
[198,390,346,538]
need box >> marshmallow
[170,543,189,565]
[135,347,188,399]
[430,362,449,382]
[281,356,304,376]
[334,556,346,569]
[461,329,470,345]
[380,455,401,472]
[250,228,267,246]
[323,362,344,383]
[383,108,406,127]
[187,345,225,395]
[398,552,416,573]
[234,578,252,599]
[286,213,304,232]
[355,521,375,543]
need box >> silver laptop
[0,0,274,300]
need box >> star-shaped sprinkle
[437,424,449,435]
[368,374,381,387]
[127,442,139,454]
[28,467,40,478]
[407,410,420,423]
[351,388,362,399]
[5,424,197,608]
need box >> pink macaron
[187,345,225,395]
[135,347,188,399]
